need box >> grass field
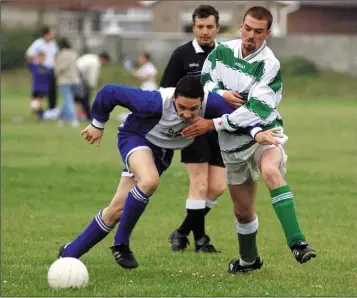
[1,67,357,296]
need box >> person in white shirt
[75,52,111,121]
[26,26,59,119]
[117,53,158,122]
[133,53,158,91]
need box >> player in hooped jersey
[57,76,281,269]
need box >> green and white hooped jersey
[201,39,283,154]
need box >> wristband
[91,119,105,130]
[250,127,263,139]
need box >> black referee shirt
[160,39,218,88]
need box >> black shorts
[181,130,224,167]
[32,91,47,98]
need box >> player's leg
[195,131,226,252]
[58,174,135,259]
[206,165,226,211]
[206,131,226,215]
[112,148,159,249]
[258,146,316,263]
[112,138,173,269]
[224,158,263,274]
[170,136,212,252]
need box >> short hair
[99,51,111,61]
[141,52,151,62]
[58,37,71,49]
[243,6,273,31]
[192,5,220,25]
[174,76,204,101]
[42,26,51,36]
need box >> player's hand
[80,125,103,147]
[181,117,215,139]
[223,91,246,108]
[254,128,283,146]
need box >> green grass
[1,67,357,296]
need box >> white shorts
[223,142,288,185]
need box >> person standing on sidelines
[75,52,111,121]
[54,38,80,127]
[160,4,228,253]
[26,26,59,120]
[118,52,158,122]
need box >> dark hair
[243,6,273,30]
[174,76,204,101]
[42,26,51,37]
[192,5,219,25]
[141,52,151,62]
[59,37,71,49]
[99,51,111,61]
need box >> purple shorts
[118,130,173,178]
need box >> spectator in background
[26,26,59,120]
[133,53,158,91]
[75,52,111,121]
[54,38,80,128]
[118,52,158,122]
[27,51,52,121]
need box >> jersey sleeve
[200,46,226,97]
[160,49,185,88]
[204,92,261,137]
[212,59,282,132]
[91,84,162,129]
[204,92,235,119]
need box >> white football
[48,257,89,289]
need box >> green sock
[236,218,259,263]
[271,185,305,247]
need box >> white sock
[205,198,217,209]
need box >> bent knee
[207,182,226,199]
[138,174,160,195]
[233,207,255,224]
[261,166,282,183]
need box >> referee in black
[161,5,226,253]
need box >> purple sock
[113,186,151,245]
[64,209,114,258]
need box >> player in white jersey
[183,6,316,273]
[57,76,279,270]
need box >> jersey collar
[192,39,218,54]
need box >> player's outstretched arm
[91,84,162,127]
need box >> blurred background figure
[27,51,52,122]
[54,37,80,128]
[133,52,158,91]
[75,52,111,121]
[118,52,157,122]
[25,26,59,120]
